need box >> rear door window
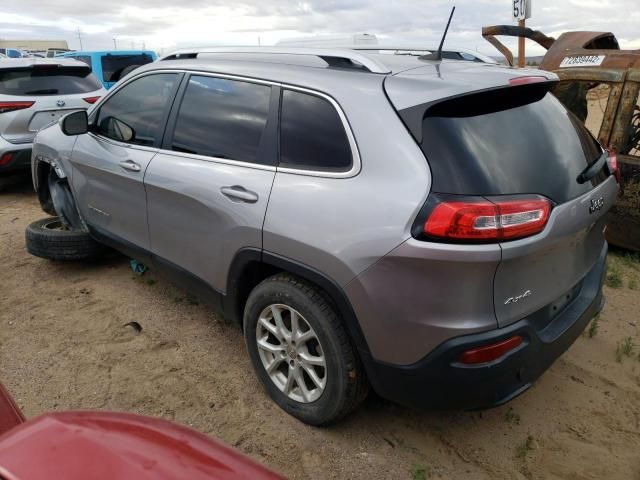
[95,73,179,147]
[169,75,271,164]
[0,67,102,96]
[413,86,606,204]
[101,54,154,82]
[279,89,352,172]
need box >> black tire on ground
[243,273,369,426]
[25,217,105,261]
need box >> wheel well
[226,251,371,354]
[226,259,281,327]
[35,161,56,216]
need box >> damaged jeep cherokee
[28,47,618,425]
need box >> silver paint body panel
[145,152,275,292]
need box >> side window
[279,89,352,172]
[170,76,271,164]
[95,73,179,147]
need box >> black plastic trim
[225,249,372,354]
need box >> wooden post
[518,19,526,67]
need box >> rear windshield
[409,86,606,204]
[101,54,153,82]
[0,67,102,96]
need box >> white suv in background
[0,58,105,184]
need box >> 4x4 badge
[589,197,604,214]
[504,290,532,305]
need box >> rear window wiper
[576,153,606,184]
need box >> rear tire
[25,217,105,261]
[243,273,368,426]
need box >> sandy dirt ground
[1,179,640,479]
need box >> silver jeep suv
[28,47,618,425]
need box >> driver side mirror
[61,110,88,136]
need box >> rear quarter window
[279,89,352,172]
[0,67,102,95]
[411,86,606,204]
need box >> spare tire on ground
[25,217,106,261]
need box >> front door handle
[119,160,141,172]
[220,185,259,203]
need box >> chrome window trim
[91,68,361,178]
[155,149,277,172]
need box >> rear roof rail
[159,47,392,74]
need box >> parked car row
[57,50,158,89]
[0,58,106,182]
[0,49,158,187]
[22,46,618,425]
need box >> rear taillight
[0,153,14,166]
[83,96,101,104]
[459,335,523,365]
[424,196,551,242]
[0,101,34,114]
[606,148,621,183]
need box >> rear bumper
[363,243,607,410]
[0,137,32,174]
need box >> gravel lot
[1,179,639,479]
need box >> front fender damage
[35,157,87,232]
[48,173,87,231]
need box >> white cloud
[0,0,638,57]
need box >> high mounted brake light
[423,196,552,242]
[0,101,34,114]
[508,76,548,86]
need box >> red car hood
[0,411,283,480]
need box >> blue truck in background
[56,50,157,89]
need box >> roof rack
[159,47,392,74]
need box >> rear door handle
[119,160,141,172]
[220,186,259,203]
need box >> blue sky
[1,0,638,56]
